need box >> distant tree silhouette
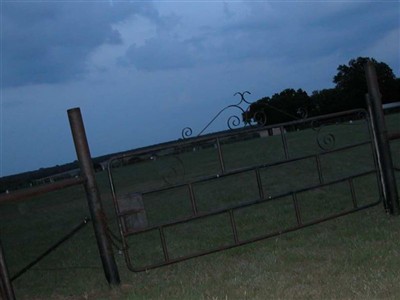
[245,57,399,124]
[245,88,311,126]
[310,88,342,115]
[333,57,397,109]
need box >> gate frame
[107,108,384,272]
[365,62,399,215]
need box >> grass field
[0,112,399,300]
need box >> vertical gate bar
[292,193,302,226]
[188,183,198,216]
[107,161,120,211]
[67,108,121,286]
[365,62,399,215]
[255,168,264,200]
[0,239,15,300]
[315,155,324,184]
[228,210,239,245]
[348,178,358,208]
[366,94,388,211]
[159,227,170,262]
[215,138,226,174]
[280,126,290,159]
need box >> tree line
[244,57,400,126]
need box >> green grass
[0,112,399,299]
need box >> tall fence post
[364,62,399,215]
[68,108,121,285]
[0,239,16,300]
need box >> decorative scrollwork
[252,110,267,126]
[233,91,252,105]
[311,120,336,151]
[181,91,258,139]
[317,132,336,151]
[227,115,242,130]
[181,127,193,139]
[153,155,186,186]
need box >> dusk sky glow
[1,0,399,176]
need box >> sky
[1,0,399,177]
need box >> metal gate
[107,108,383,272]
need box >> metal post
[364,62,399,215]
[366,94,388,211]
[67,108,121,285]
[0,239,16,300]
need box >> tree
[245,89,312,126]
[333,57,397,109]
[311,88,343,115]
[243,57,399,125]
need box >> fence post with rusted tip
[365,62,399,215]
[67,107,121,285]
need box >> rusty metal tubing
[255,168,264,200]
[107,108,379,272]
[0,177,85,204]
[68,107,120,286]
[122,169,378,238]
[10,217,90,282]
[106,157,132,273]
[159,227,170,262]
[188,183,198,216]
[125,199,380,273]
[124,140,372,199]
[365,62,400,215]
[315,155,324,184]
[280,126,290,159]
[366,96,388,211]
[215,138,226,174]
[228,209,239,244]
[0,239,15,300]
[349,179,358,209]
[106,109,369,163]
[292,193,302,226]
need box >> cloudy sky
[1,0,399,177]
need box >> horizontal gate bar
[0,177,86,204]
[122,169,377,237]
[107,109,369,163]
[125,200,380,273]
[130,140,373,197]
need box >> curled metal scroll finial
[181,127,193,139]
[181,91,261,139]
[233,91,252,105]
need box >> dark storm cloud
[123,36,197,71]
[122,1,399,72]
[2,1,159,87]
